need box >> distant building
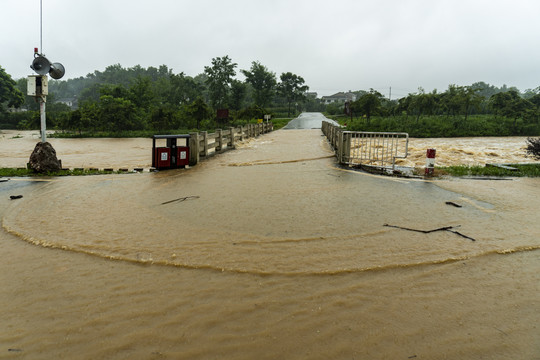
[7,107,27,113]
[321,91,356,105]
[57,97,78,110]
[306,92,318,98]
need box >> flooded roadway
[1,115,539,358]
[282,112,339,129]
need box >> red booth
[152,134,191,170]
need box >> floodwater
[282,112,339,129]
[1,116,539,359]
[1,123,535,170]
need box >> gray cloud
[2,0,539,96]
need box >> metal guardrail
[322,121,409,170]
[344,131,409,168]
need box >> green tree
[408,89,438,123]
[79,83,103,104]
[184,97,211,129]
[230,79,247,111]
[150,105,178,131]
[489,90,535,127]
[471,81,498,99]
[440,85,483,122]
[97,92,145,132]
[204,55,237,109]
[241,61,276,108]
[79,101,100,132]
[63,109,83,133]
[396,95,413,120]
[166,72,202,106]
[352,89,384,124]
[0,66,24,114]
[277,72,309,117]
[129,76,156,111]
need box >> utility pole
[29,0,65,142]
[39,92,46,142]
[26,0,64,173]
[389,86,392,101]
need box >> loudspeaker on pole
[30,55,51,75]
[49,62,65,79]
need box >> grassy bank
[0,168,136,177]
[3,164,540,178]
[271,118,293,130]
[435,163,540,177]
[48,119,291,139]
[327,114,540,138]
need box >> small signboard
[344,101,351,116]
[217,109,229,120]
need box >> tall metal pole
[40,95,47,142]
[40,0,46,143]
[40,0,43,53]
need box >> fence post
[327,124,332,145]
[201,131,208,157]
[216,129,222,152]
[228,127,235,148]
[337,130,344,163]
[189,132,199,166]
[343,131,351,163]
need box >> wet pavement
[282,112,339,129]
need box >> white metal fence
[344,131,409,168]
[322,121,409,170]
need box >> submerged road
[282,112,339,129]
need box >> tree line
[2,61,540,137]
[327,83,540,137]
[0,56,314,133]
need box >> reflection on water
[1,127,539,358]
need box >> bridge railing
[188,122,273,166]
[322,121,409,170]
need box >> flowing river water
[1,114,539,359]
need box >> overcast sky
[2,0,540,98]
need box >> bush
[526,137,540,159]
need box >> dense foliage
[2,58,540,138]
[1,57,311,133]
[526,137,540,159]
[0,66,25,127]
[330,84,540,137]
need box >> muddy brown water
[1,126,539,359]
